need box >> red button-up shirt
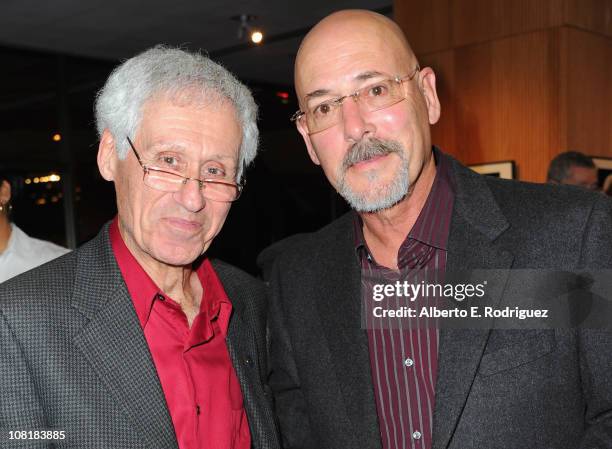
[110,218,251,449]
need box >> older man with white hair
[0,46,279,449]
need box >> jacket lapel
[71,226,178,449]
[432,159,514,449]
[213,261,277,449]
[314,214,382,449]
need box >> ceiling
[0,0,392,85]
[0,0,392,172]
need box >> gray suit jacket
[0,224,280,449]
[260,154,612,449]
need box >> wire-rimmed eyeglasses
[126,137,243,202]
[291,65,421,134]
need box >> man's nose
[173,178,206,212]
[341,96,375,142]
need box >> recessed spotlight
[232,14,264,44]
[251,30,263,44]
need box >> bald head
[291,9,441,215]
[295,10,417,101]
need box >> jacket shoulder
[0,227,113,317]
[212,259,264,291]
[449,154,609,225]
[257,212,354,277]
[484,175,611,228]
[468,169,612,267]
[0,250,78,307]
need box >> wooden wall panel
[491,31,560,182]
[460,31,559,181]
[394,0,612,182]
[396,0,452,54]
[564,0,612,37]
[452,0,564,48]
[451,41,493,166]
[423,31,561,181]
[399,0,565,54]
[564,27,612,156]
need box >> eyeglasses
[291,65,421,134]
[126,137,243,202]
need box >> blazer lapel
[225,317,269,449]
[214,266,258,388]
[432,159,514,449]
[71,226,178,449]
[314,214,382,449]
[214,261,277,449]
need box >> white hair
[94,45,258,180]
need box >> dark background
[0,2,393,273]
[1,47,352,274]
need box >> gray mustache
[342,139,402,170]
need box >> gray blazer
[261,154,612,449]
[0,224,280,449]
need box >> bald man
[259,9,612,449]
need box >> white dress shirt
[0,224,70,283]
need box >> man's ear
[295,118,321,166]
[0,180,11,204]
[419,67,441,125]
[97,129,118,181]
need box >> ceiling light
[232,14,263,44]
[251,30,263,44]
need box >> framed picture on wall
[592,156,612,191]
[468,161,515,180]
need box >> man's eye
[313,102,333,116]
[205,166,225,177]
[157,155,179,167]
[368,84,388,97]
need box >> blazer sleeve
[266,259,318,449]
[577,195,612,448]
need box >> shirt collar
[2,223,22,256]
[109,217,231,339]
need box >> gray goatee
[336,138,410,213]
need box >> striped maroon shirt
[354,149,455,449]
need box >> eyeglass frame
[290,65,421,134]
[126,136,244,202]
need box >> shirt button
[156,294,165,301]
[412,430,422,440]
[196,405,200,415]
[404,357,414,367]
[245,357,253,366]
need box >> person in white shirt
[0,173,70,283]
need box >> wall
[394,0,612,182]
